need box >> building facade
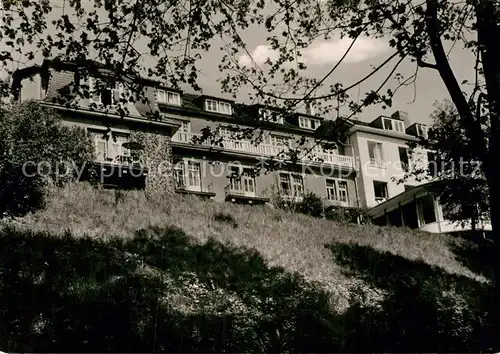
[161,93,359,206]
[12,59,359,208]
[12,59,181,196]
[11,59,489,234]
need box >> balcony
[172,131,355,169]
[279,191,304,203]
[323,197,357,208]
[224,184,269,204]
[174,179,215,198]
[95,154,147,168]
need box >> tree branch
[417,58,437,69]
[425,0,488,166]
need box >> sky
[193,34,476,126]
[4,0,477,127]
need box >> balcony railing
[95,154,146,168]
[174,178,214,194]
[323,197,357,208]
[172,131,355,169]
[224,184,257,198]
[279,191,304,202]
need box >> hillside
[0,183,493,352]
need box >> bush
[325,206,367,224]
[296,192,324,218]
[0,102,95,216]
[275,192,324,218]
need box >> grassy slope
[0,182,493,352]
[7,183,487,303]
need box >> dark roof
[12,59,416,137]
[351,119,372,127]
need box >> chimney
[305,101,316,116]
[305,101,312,115]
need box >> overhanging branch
[425,0,488,166]
[417,58,437,69]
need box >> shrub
[274,192,324,218]
[0,102,95,216]
[325,206,367,224]
[295,192,324,218]
[214,212,239,228]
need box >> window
[206,99,218,112]
[175,122,191,142]
[299,116,311,129]
[396,121,405,132]
[338,181,348,203]
[279,173,304,198]
[89,77,124,107]
[382,118,405,133]
[174,163,185,189]
[299,116,320,129]
[90,130,130,163]
[179,122,191,132]
[174,160,202,190]
[326,180,337,201]
[427,151,442,177]
[292,174,304,196]
[373,181,388,202]
[326,179,349,204]
[314,143,337,154]
[417,194,437,225]
[270,135,291,147]
[398,147,410,172]
[219,101,232,114]
[157,89,181,106]
[367,141,384,166]
[187,161,201,188]
[205,99,232,115]
[259,108,284,124]
[416,124,428,139]
[229,166,256,195]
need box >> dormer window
[299,116,320,130]
[416,124,428,139]
[382,117,405,133]
[259,108,284,124]
[157,89,181,106]
[205,99,232,115]
[89,77,124,108]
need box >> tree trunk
[426,0,500,348]
[475,0,500,349]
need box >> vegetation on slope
[0,183,494,352]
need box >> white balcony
[95,154,147,169]
[174,178,215,197]
[172,131,355,169]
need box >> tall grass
[0,182,493,352]
[7,183,487,301]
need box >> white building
[348,111,491,234]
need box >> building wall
[185,116,317,147]
[51,111,174,195]
[350,130,425,208]
[171,147,358,205]
[16,69,383,210]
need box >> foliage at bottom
[0,225,492,352]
